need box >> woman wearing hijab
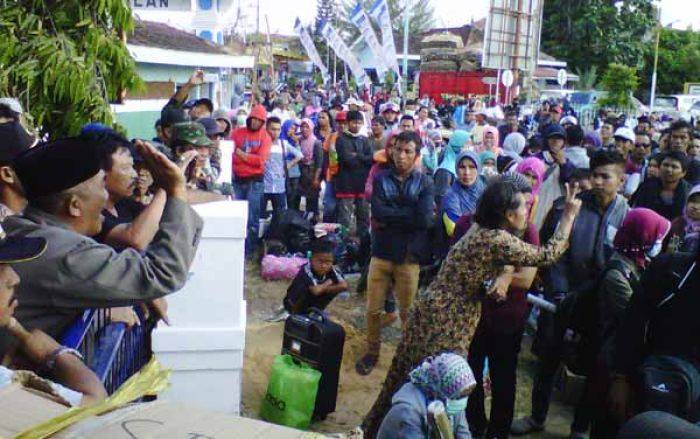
[502,132,527,163]
[442,152,485,238]
[499,132,527,175]
[666,184,700,254]
[516,157,547,224]
[478,125,501,155]
[293,118,324,219]
[434,130,470,209]
[587,208,671,437]
[377,352,476,439]
[478,150,498,179]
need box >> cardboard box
[55,401,328,438]
[0,383,69,437]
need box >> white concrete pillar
[152,200,248,415]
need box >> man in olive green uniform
[0,135,203,349]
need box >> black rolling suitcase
[282,308,345,420]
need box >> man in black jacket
[355,131,435,376]
[631,150,690,220]
[335,110,373,237]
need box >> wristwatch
[43,347,84,371]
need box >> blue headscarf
[437,130,470,175]
[442,151,485,222]
[280,119,297,146]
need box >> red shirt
[230,126,271,179]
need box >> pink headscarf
[516,157,547,197]
[613,208,671,268]
[299,118,317,165]
[479,125,501,155]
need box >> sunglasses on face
[635,143,651,148]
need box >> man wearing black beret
[0,136,203,350]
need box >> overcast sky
[260,0,699,35]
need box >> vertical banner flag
[294,18,329,83]
[319,20,371,89]
[349,3,388,79]
[368,0,401,80]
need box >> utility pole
[650,10,662,112]
[256,0,260,35]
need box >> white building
[130,0,239,44]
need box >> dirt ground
[241,260,574,437]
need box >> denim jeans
[337,197,369,238]
[233,179,264,255]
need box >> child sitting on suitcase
[284,238,349,315]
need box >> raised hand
[562,182,582,220]
[134,140,187,200]
[187,69,205,86]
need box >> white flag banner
[294,18,329,83]
[319,20,371,89]
[349,3,387,79]
[368,0,401,80]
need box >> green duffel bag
[260,354,321,429]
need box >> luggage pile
[261,211,363,280]
[420,33,480,73]
[260,308,346,428]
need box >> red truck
[418,71,508,104]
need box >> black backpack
[640,261,700,422]
[556,259,634,376]
[266,210,313,254]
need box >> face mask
[646,239,663,259]
[444,397,468,418]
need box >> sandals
[355,353,379,376]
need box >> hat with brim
[0,233,47,263]
[544,124,567,139]
[196,117,224,137]
[0,98,23,115]
[173,122,214,147]
[614,127,635,143]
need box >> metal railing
[61,308,155,394]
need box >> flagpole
[402,0,410,94]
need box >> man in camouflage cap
[172,122,217,190]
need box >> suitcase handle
[307,307,328,323]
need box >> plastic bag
[260,354,321,429]
[260,254,308,281]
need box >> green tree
[541,0,655,73]
[599,63,638,109]
[637,27,700,101]
[0,0,141,137]
[574,66,598,91]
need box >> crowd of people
[1,68,699,438]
